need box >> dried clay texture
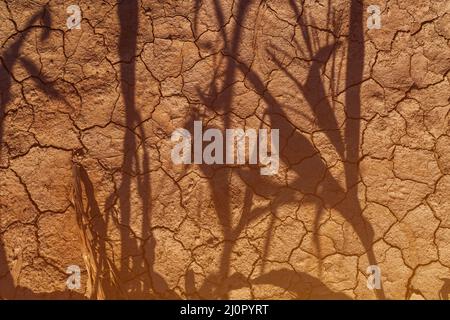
[0,0,449,300]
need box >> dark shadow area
[101,0,175,299]
[1,0,385,300]
[0,6,85,300]
[0,1,172,300]
[182,0,385,299]
[253,269,351,299]
[0,237,85,299]
[0,7,51,151]
[184,267,351,299]
[439,278,450,300]
[181,0,259,299]
[0,239,15,298]
[72,160,122,299]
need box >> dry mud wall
[0,0,450,299]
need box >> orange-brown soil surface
[0,0,449,299]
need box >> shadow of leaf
[253,269,351,300]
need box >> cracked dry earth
[0,0,449,300]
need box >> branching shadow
[0,0,385,300]
[253,269,351,299]
[100,0,174,299]
[180,0,385,299]
[72,160,122,299]
[0,7,51,152]
[0,6,85,300]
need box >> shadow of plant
[179,0,385,299]
[0,6,86,300]
[0,0,386,300]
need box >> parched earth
[0,0,449,300]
